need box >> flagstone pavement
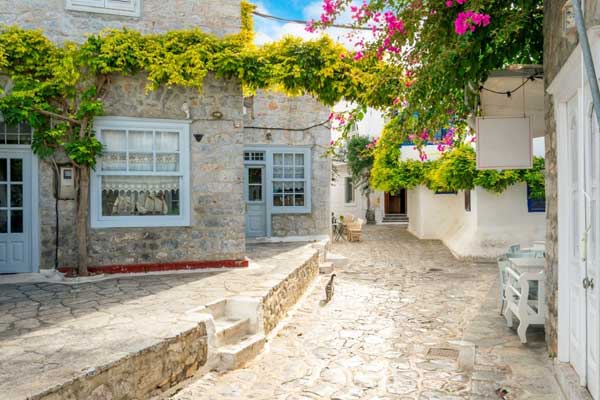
[169,225,562,400]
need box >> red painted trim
[58,259,249,277]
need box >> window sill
[271,207,311,215]
[66,5,141,18]
[91,215,190,229]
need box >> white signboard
[476,116,532,170]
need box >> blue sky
[251,0,360,46]
[256,0,306,20]
[252,0,321,44]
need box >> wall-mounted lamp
[211,111,224,120]
[265,130,272,141]
[193,133,204,142]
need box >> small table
[504,257,546,343]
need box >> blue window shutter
[527,184,546,212]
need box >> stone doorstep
[216,334,267,372]
[326,252,348,268]
[554,360,593,400]
[319,262,334,274]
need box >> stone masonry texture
[543,0,600,355]
[0,0,241,43]
[0,1,248,269]
[261,245,321,333]
[244,91,332,238]
[38,72,246,269]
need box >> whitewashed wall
[407,186,464,239]
[408,184,546,259]
[331,163,385,223]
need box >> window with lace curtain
[90,117,190,228]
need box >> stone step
[204,299,227,319]
[216,334,266,371]
[319,262,334,274]
[326,253,348,268]
[380,222,409,228]
[383,216,409,221]
[214,317,251,346]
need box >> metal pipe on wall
[571,0,600,128]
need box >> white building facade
[331,105,546,259]
[546,22,600,400]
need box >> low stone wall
[35,323,208,400]
[261,247,322,334]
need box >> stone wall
[40,73,246,268]
[543,0,600,355]
[244,91,332,238]
[36,323,208,400]
[0,0,241,42]
[261,243,323,333]
[1,0,247,269]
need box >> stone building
[545,1,600,398]
[0,0,331,274]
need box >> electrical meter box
[58,166,75,200]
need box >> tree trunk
[76,166,90,276]
[364,186,376,224]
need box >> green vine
[371,140,545,199]
[0,7,405,273]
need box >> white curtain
[102,176,179,194]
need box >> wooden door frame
[384,189,407,214]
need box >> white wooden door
[244,166,266,238]
[0,151,33,273]
[568,95,588,382]
[585,109,600,399]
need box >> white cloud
[253,1,373,49]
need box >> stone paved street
[170,226,560,400]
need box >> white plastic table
[504,257,546,343]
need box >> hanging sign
[476,116,532,170]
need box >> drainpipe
[571,0,600,127]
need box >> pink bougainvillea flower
[330,140,335,145]
[354,51,364,61]
[445,0,453,6]
[419,152,428,161]
[455,10,491,35]
[470,135,477,142]
[305,19,316,33]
